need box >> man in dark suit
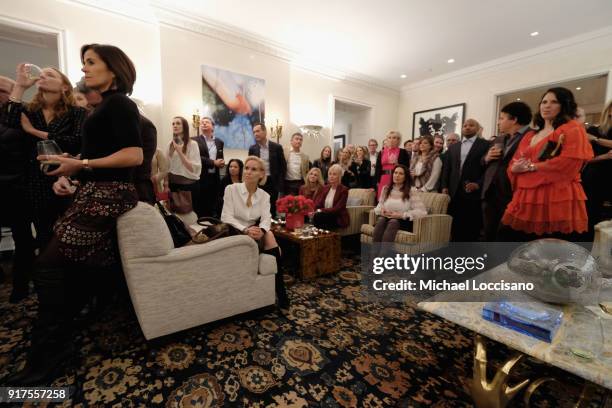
[193,117,224,217]
[441,119,490,242]
[248,122,286,217]
[481,102,533,241]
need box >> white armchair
[117,202,276,340]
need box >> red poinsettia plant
[276,195,315,215]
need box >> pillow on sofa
[347,196,363,206]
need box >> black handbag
[191,217,241,244]
[537,133,565,161]
[155,202,193,247]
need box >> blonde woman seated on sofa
[221,155,289,309]
[299,167,325,201]
[373,164,427,248]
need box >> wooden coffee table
[272,226,341,280]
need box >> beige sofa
[360,192,452,255]
[117,202,277,340]
[337,188,376,236]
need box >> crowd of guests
[0,40,611,386]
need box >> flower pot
[285,213,304,231]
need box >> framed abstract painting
[201,65,265,149]
[412,103,466,140]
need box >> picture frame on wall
[333,134,346,155]
[412,103,466,140]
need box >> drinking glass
[37,140,63,173]
[25,63,43,81]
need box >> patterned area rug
[0,254,607,407]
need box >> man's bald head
[461,118,482,138]
[0,76,15,106]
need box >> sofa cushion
[117,202,174,259]
[347,196,363,206]
[348,188,375,206]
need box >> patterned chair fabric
[360,192,452,254]
[337,188,376,236]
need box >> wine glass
[37,140,63,173]
[25,63,43,81]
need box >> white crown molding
[60,0,399,93]
[402,25,612,92]
[150,3,400,95]
[59,0,159,24]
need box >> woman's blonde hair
[328,163,344,178]
[243,155,267,186]
[305,167,324,189]
[600,100,612,133]
[386,130,402,140]
[28,68,75,120]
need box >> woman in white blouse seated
[409,135,442,192]
[373,164,427,245]
[168,116,202,212]
[221,156,289,309]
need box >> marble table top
[418,264,612,389]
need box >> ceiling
[153,0,612,89]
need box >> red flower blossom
[276,195,315,215]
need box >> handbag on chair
[155,202,193,247]
[191,217,241,244]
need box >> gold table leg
[471,335,530,408]
[472,335,607,408]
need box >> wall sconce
[270,119,283,144]
[192,108,201,137]
[299,125,323,140]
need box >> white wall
[2,0,400,164]
[333,110,352,139]
[159,25,290,162]
[1,0,163,127]
[290,67,399,160]
[398,30,612,140]
[160,25,400,163]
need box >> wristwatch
[528,163,536,172]
[82,159,90,170]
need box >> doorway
[332,99,373,158]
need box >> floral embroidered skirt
[53,181,138,267]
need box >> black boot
[1,323,74,386]
[2,266,76,386]
[264,247,290,309]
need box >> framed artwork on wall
[201,65,265,149]
[333,134,346,156]
[412,103,466,140]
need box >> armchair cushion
[117,202,174,259]
[348,188,376,206]
[347,196,363,206]
[259,253,277,276]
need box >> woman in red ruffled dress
[500,87,593,241]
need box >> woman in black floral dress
[2,44,143,386]
[3,65,86,248]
